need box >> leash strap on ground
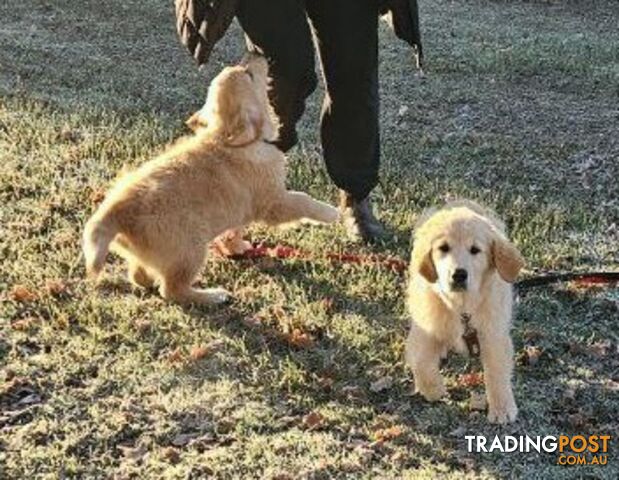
[227,242,619,289]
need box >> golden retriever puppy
[405,201,524,423]
[83,55,339,304]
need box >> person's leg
[237,0,317,152]
[306,0,385,242]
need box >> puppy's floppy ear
[186,111,207,132]
[412,241,438,283]
[224,104,263,147]
[492,236,525,283]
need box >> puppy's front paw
[487,400,518,424]
[301,204,340,225]
[322,205,341,223]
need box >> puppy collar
[461,313,480,357]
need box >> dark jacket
[175,0,422,66]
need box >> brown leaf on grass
[134,319,152,333]
[271,305,286,322]
[317,376,334,392]
[89,187,106,205]
[9,285,37,303]
[567,413,587,429]
[45,279,68,297]
[523,328,544,343]
[339,385,365,401]
[160,446,180,464]
[372,425,404,442]
[569,340,611,358]
[53,314,70,330]
[58,125,80,143]
[457,455,476,472]
[370,376,393,393]
[604,380,619,392]
[469,391,487,411]
[588,340,611,358]
[171,433,199,447]
[458,372,484,387]
[286,329,315,349]
[320,298,335,313]
[118,444,148,461]
[302,411,325,430]
[271,474,294,480]
[11,317,41,331]
[165,348,184,365]
[189,345,210,361]
[524,345,542,365]
[563,387,577,401]
[242,315,263,328]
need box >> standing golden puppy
[405,201,524,423]
[83,56,339,304]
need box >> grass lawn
[1,0,618,478]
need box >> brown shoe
[339,191,387,243]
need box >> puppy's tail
[83,212,118,279]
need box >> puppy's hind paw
[203,288,232,305]
[188,287,232,305]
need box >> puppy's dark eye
[470,246,480,255]
[245,69,254,81]
[438,243,450,253]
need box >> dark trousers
[237,0,380,200]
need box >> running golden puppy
[83,56,339,304]
[405,201,524,423]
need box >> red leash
[228,242,618,288]
[235,242,408,273]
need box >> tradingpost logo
[465,434,611,466]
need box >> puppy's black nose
[452,268,468,284]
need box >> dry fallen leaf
[134,319,152,333]
[604,380,619,392]
[9,285,37,303]
[317,376,334,392]
[45,279,68,297]
[286,329,315,349]
[58,125,80,143]
[370,376,393,393]
[321,298,335,313]
[302,411,325,430]
[89,187,106,205]
[160,446,180,464]
[189,345,209,361]
[271,474,294,480]
[469,391,487,411]
[458,372,484,387]
[563,387,577,401]
[11,317,40,331]
[523,328,544,343]
[372,425,404,442]
[458,456,476,472]
[569,340,611,358]
[171,433,198,447]
[165,348,184,365]
[243,315,263,328]
[118,444,148,462]
[567,412,587,429]
[524,345,542,366]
